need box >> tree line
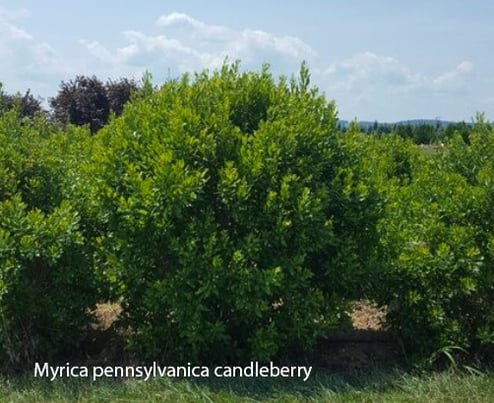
[338,119,476,145]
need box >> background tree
[50,75,109,133]
[49,76,140,133]
[105,78,139,116]
[443,121,473,144]
[0,84,44,119]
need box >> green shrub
[87,63,381,363]
[0,197,95,367]
[374,119,494,362]
[0,111,98,369]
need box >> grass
[1,369,494,402]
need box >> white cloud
[316,52,477,121]
[432,61,474,93]
[80,12,314,81]
[320,51,475,100]
[156,12,230,38]
[322,51,425,95]
[233,29,312,60]
[0,7,67,95]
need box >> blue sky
[1,0,492,122]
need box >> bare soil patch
[92,301,122,331]
[87,299,401,373]
[349,300,386,331]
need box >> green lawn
[1,369,494,402]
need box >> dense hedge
[0,65,493,368]
[0,111,99,368]
[370,119,494,362]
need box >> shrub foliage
[85,63,380,363]
[0,110,98,368]
[373,118,494,362]
[0,65,493,368]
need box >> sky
[0,0,493,122]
